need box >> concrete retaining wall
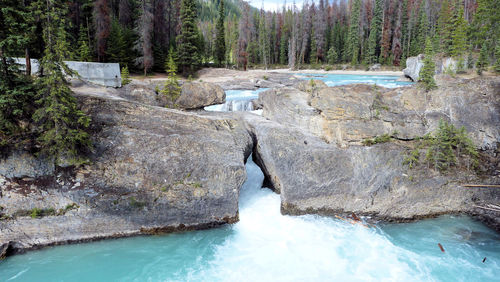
[13,58,121,88]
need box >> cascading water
[204,88,268,113]
[1,155,499,281]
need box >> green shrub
[477,42,488,75]
[362,133,393,146]
[121,66,131,85]
[404,120,478,171]
[30,208,42,218]
[161,51,181,106]
[419,37,437,91]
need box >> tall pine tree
[450,6,467,57]
[177,0,200,75]
[366,0,383,64]
[33,0,92,165]
[348,0,361,65]
[476,42,488,75]
[419,37,437,91]
[0,0,36,147]
[214,0,226,66]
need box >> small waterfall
[205,100,255,112]
[205,89,269,113]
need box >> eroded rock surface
[259,77,500,150]
[177,82,226,109]
[252,76,500,228]
[242,112,499,224]
[0,90,252,252]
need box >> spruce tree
[177,0,200,75]
[401,0,409,60]
[162,48,181,106]
[419,37,437,91]
[77,24,92,61]
[416,4,429,55]
[106,19,127,65]
[476,42,488,75]
[450,7,467,58]
[437,0,452,55]
[214,0,226,66]
[495,39,500,73]
[0,0,36,147]
[348,0,361,65]
[33,1,91,165]
[121,66,131,85]
[367,0,383,64]
[327,47,337,64]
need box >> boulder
[123,84,159,106]
[403,54,425,81]
[369,64,381,71]
[0,89,252,253]
[177,82,226,109]
[243,113,499,220]
[404,56,469,81]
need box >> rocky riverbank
[248,75,500,228]
[1,73,499,257]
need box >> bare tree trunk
[25,48,31,75]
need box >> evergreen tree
[279,31,288,65]
[450,6,467,57]
[495,39,500,73]
[476,42,488,75]
[107,19,127,65]
[327,47,337,64]
[177,0,200,75]
[121,66,131,85]
[367,0,383,64]
[214,0,226,66]
[471,0,500,51]
[258,11,269,68]
[348,0,361,65]
[437,0,452,55]
[415,4,429,56]
[33,1,92,165]
[401,0,409,60]
[161,48,181,106]
[419,37,437,91]
[77,24,92,61]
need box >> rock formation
[251,76,500,226]
[0,88,252,253]
[177,82,226,109]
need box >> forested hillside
[1,0,500,73]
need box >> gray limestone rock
[177,82,226,109]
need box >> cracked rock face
[259,77,500,150]
[0,90,252,252]
[249,76,500,226]
[177,82,226,109]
